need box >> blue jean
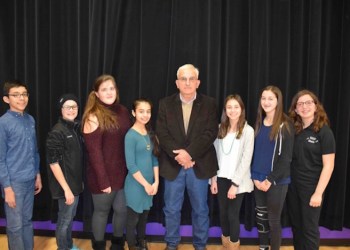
[56,196,79,250]
[3,180,35,250]
[163,168,209,249]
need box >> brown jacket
[156,93,219,180]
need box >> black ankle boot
[137,238,148,250]
[92,240,106,250]
[128,246,140,250]
[110,236,125,250]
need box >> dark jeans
[217,177,244,242]
[126,207,149,247]
[287,182,322,250]
[56,196,79,250]
[91,189,127,241]
[254,184,288,250]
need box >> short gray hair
[176,64,199,79]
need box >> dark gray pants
[91,189,127,241]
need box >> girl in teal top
[124,98,159,250]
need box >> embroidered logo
[306,136,318,144]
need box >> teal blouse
[124,128,159,213]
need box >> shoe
[165,246,178,250]
[194,247,206,250]
[137,238,148,250]
[228,240,239,250]
[92,240,106,250]
[221,235,230,249]
[71,245,80,250]
[128,246,140,250]
[110,236,125,250]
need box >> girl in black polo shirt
[288,90,335,250]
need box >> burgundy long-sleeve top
[83,103,131,194]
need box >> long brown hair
[218,94,246,139]
[255,85,290,140]
[82,74,120,131]
[289,89,329,134]
[132,98,160,157]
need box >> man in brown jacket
[156,64,219,250]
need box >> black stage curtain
[0,0,349,231]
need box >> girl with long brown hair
[250,85,294,250]
[287,90,335,250]
[124,98,159,250]
[210,94,254,250]
[82,74,131,250]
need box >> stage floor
[0,234,350,250]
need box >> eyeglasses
[178,77,197,83]
[8,93,29,98]
[62,105,78,111]
[296,100,314,107]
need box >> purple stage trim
[0,218,349,239]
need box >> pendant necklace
[142,134,151,151]
[220,132,236,155]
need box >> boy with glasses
[46,93,83,250]
[0,80,42,250]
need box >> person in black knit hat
[46,93,83,250]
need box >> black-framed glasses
[296,100,314,108]
[8,93,29,98]
[62,105,79,111]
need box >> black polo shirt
[291,124,335,186]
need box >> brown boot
[221,235,230,249]
[228,239,240,250]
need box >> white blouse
[213,122,255,194]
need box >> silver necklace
[142,135,151,151]
[220,133,236,155]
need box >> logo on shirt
[306,136,318,144]
[66,135,73,138]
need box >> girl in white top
[210,94,254,250]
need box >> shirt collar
[7,109,26,117]
[179,92,197,104]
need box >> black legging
[126,207,149,247]
[254,184,288,250]
[217,177,244,242]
